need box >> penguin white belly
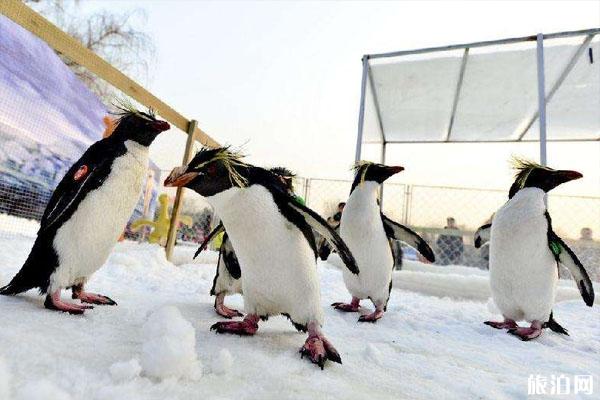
[49,142,148,292]
[489,188,557,322]
[340,184,393,304]
[210,186,323,326]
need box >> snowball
[16,380,71,400]
[109,358,142,382]
[364,343,383,366]
[140,306,202,381]
[212,349,233,375]
[0,358,11,400]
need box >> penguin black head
[269,167,296,192]
[164,147,250,197]
[508,158,583,199]
[111,103,170,146]
[350,161,404,193]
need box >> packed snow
[0,234,598,399]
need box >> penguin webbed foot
[44,293,93,315]
[210,315,259,336]
[72,291,117,306]
[484,319,518,330]
[215,303,244,319]
[300,335,342,370]
[507,321,543,341]
[358,309,384,323]
[331,297,360,313]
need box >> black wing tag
[545,212,594,307]
[287,200,359,274]
[474,223,492,249]
[381,214,435,263]
[194,222,225,259]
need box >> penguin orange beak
[388,166,404,174]
[164,166,199,187]
[151,120,170,133]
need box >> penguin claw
[331,302,360,312]
[484,320,518,330]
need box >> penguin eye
[207,164,217,176]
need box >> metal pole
[165,120,198,261]
[536,33,547,166]
[379,142,387,210]
[355,56,369,163]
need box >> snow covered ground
[0,235,598,400]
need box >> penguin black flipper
[40,141,120,233]
[380,214,435,263]
[286,199,359,275]
[474,223,492,249]
[194,222,225,259]
[545,212,594,307]
[220,233,241,279]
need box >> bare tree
[24,0,155,101]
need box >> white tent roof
[359,29,600,146]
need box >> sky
[79,1,599,196]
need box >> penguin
[0,104,170,314]
[481,159,594,340]
[332,161,436,322]
[164,147,359,369]
[195,167,299,319]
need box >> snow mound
[15,380,71,400]
[141,306,202,381]
[109,358,142,382]
[212,348,233,375]
[0,358,11,400]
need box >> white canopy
[356,29,600,162]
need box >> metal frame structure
[354,28,600,206]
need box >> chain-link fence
[301,177,600,280]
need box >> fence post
[402,184,412,225]
[165,120,198,261]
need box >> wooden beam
[0,0,219,148]
[165,120,198,261]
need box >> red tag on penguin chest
[74,165,89,181]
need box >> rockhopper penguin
[333,161,435,322]
[479,159,594,340]
[0,105,170,314]
[195,167,299,319]
[164,147,359,369]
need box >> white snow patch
[0,358,11,400]
[364,343,383,366]
[15,380,71,400]
[212,348,233,375]
[141,306,203,381]
[109,358,142,382]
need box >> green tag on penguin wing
[550,241,562,256]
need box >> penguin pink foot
[211,314,259,335]
[358,308,384,323]
[72,285,117,305]
[331,297,360,312]
[300,322,342,370]
[508,321,543,341]
[44,291,93,315]
[214,294,243,319]
[484,319,518,329]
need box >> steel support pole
[379,142,387,210]
[165,120,198,261]
[536,34,548,167]
[355,56,369,163]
